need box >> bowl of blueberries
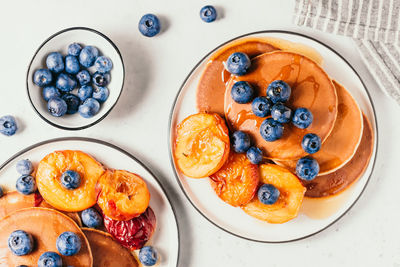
[27,27,124,130]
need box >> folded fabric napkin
[294,0,400,104]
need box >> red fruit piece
[104,207,156,250]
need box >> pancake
[0,207,92,266]
[275,81,363,175]
[82,228,139,267]
[303,115,374,198]
[197,38,278,115]
[224,51,338,160]
[0,191,81,226]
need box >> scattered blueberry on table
[296,156,320,180]
[81,208,102,228]
[33,43,113,119]
[8,230,34,256]
[0,115,18,136]
[139,246,158,266]
[37,251,63,267]
[226,52,251,76]
[232,131,251,153]
[200,5,217,23]
[231,81,254,104]
[139,14,161,37]
[56,231,81,256]
[258,184,280,205]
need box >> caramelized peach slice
[210,152,259,207]
[36,150,105,212]
[242,164,306,223]
[96,169,150,221]
[174,113,230,178]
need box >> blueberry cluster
[8,228,81,267]
[33,43,113,119]
[15,159,37,195]
[226,52,322,181]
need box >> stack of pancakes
[196,37,374,198]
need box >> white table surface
[1,1,399,266]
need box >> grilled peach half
[242,164,306,224]
[210,152,259,207]
[36,150,105,212]
[174,113,230,178]
[96,169,150,221]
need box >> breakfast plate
[0,137,179,266]
[168,30,378,242]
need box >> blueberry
[93,87,109,103]
[0,115,18,136]
[0,186,3,198]
[94,56,113,73]
[79,46,99,68]
[231,131,251,153]
[138,14,161,37]
[258,184,280,205]
[139,246,158,266]
[92,72,109,87]
[62,94,80,115]
[292,108,313,129]
[271,103,292,123]
[46,52,64,73]
[42,86,61,102]
[60,170,81,190]
[38,251,62,267]
[200,5,217,23]
[33,69,53,87]
[65,55,80,75]
[56,73,77,92]
[251,96,272,117]
[56,231,81,256]
[246,147,263,164]
[16,159,33,175]
[76,70,91,86]
[231,81,254,104]
[260,118,284,142]
[266,80,291,104]
[226,52,251,76]
[16,175,36,195]
[77,85,93,102]
[8,230,34,256]
[81,208,102,228]
[296,156,319,181]
[47,97,67,117]
[68,43,82,57]
[79,98,100,118]
[301,133,321,154]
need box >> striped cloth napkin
[294,0,400,104]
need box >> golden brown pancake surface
[276,81,363,175]
[303,115,374,198]
[197,38,278,115]
[224,51,338,160]
[82,228,139,267]
[0,207,92,266]
[0,191,81,226]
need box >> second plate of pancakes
[169,31,377,242]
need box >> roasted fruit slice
[104,207,156,250]
[82,228,139,267]
[242,164,306,223]
[210,152,259,207]
[36,150,105,212]
[174,113,230,178]
[96,169,150,221]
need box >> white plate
[0,137,179,266]
[168,31,378,242]
[26,27,125,130]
